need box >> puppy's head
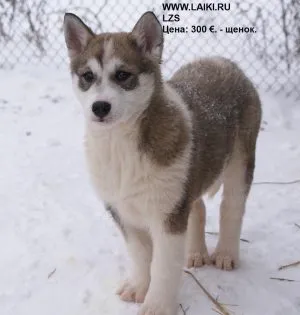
[63,12,163,127]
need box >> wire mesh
[1,0,299,99]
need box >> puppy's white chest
[85,128,154,224]
[85,122,189,229]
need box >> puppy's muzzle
[92,101,111,119]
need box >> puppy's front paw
[187,250,211,268]
[211,247,239,271]
[138,302,174,315]
[116,279,149,303]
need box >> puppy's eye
[81,71,94,83]
[115,70,131,82]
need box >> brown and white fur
[63,11,262,315]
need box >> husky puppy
[64,11,261,315]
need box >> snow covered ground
[0,66,299,315]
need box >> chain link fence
[1,0,300,99]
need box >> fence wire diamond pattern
[1,0,300,99]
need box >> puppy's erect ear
[131,11,163,62]
[63,13,94,58]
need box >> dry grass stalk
[47,268,56,279]
[270,277,297,282]
[221,303,239,307]
[184,269,231,315]
[179,303,189,314]
[206,231,250,243]
[278,260,300,271]
[212,308,225,315]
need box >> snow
[0,66,300,315]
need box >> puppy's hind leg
[211,147,254,270]
[186,198,210,268]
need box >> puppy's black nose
[92,101,111,119]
